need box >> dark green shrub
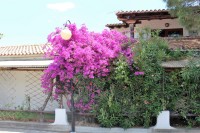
[94,28,200,128]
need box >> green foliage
[166,50,190,61]
[163,0,200,31]
[114,55,131,84]
[96,90,122,127]
[94,28,200,128]
[95,55,141,128]
[133,30,173,126]
[95,29,171,128]
[178,60,200,126]
[0,111,54,121]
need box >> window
[158,28,183,37]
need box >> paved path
[0,128,66,133]
[0,121,200,133]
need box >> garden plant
[42,25,200,129]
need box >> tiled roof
[0,44,50,56]
[116,9,168,15]
[0,36,199,57]
[166,37,200,50]
[106,23,128,27]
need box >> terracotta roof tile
[116,9,168,15]
[1,36,199,57]
[106,23,128,27]
[0,44,51,56]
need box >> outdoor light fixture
[60,21,76,133]
[60,27,72,40]
[165,23,170,27]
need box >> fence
[0,70,59,122]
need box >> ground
[0,128,65,133]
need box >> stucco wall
[113,26,130,37]
[134,19,189,38]
[0,70,59,111]
[111,18,200,38]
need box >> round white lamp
[60,27,72,40]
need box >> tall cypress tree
[163,0,200,31]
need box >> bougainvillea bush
[41,24,200,128]
[41,23,134,112]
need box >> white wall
[0,70,59,111]
[0,70,17,109]
[113,26,131,38]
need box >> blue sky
[0,0,166,46]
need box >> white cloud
[47,2,75,12]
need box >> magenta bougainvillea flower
[134,71,145,76]
[42,24,133,91]
[41,23,135,111]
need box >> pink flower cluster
[122,47,134,66]
[134,71,145,76]
[41,24,138,112]
[41,23,133,93]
